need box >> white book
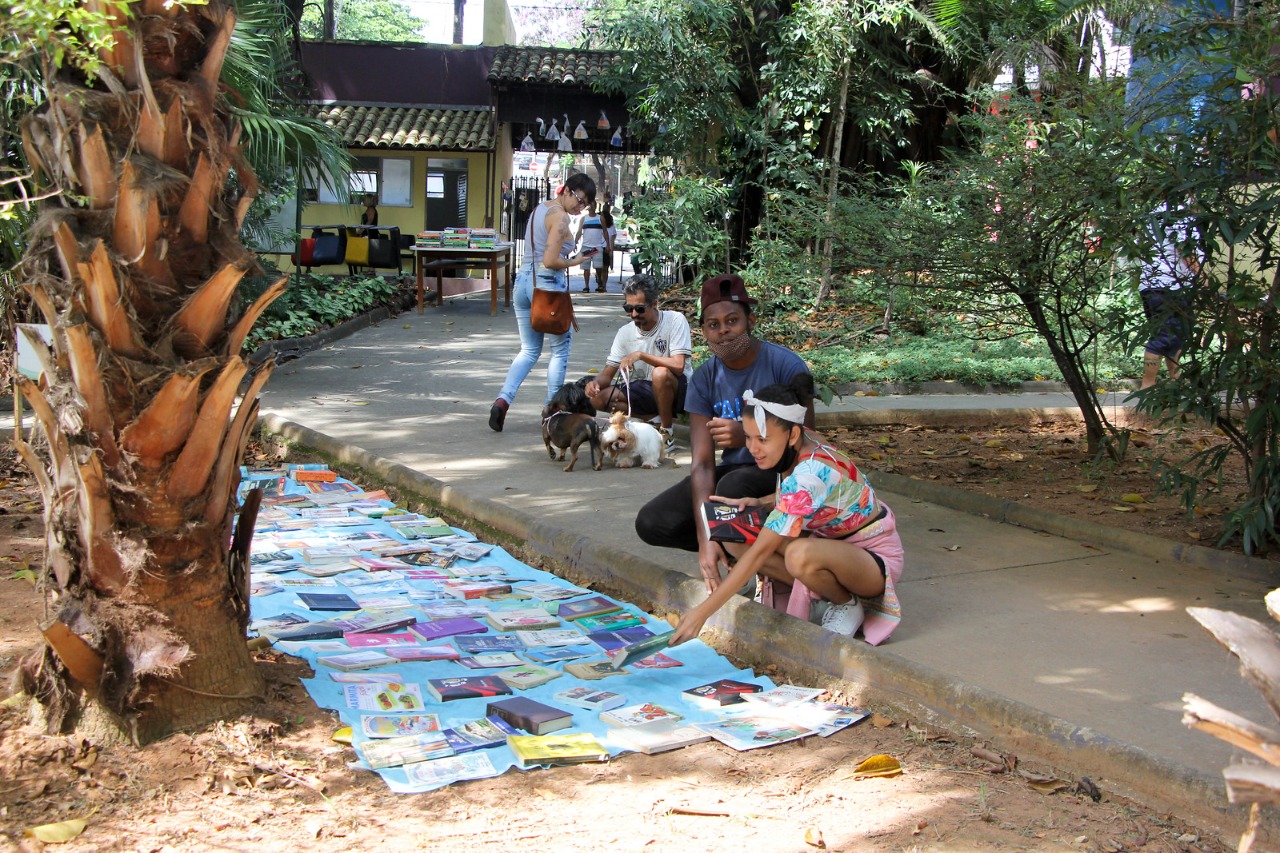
[609,719,711,755]
[516,629,593,648]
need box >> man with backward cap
[634,273,814,595]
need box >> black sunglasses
[622,304,648,314]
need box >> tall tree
[14,0,288,741]
[299,0,427,41]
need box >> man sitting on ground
[584,275,692,451]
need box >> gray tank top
[525,201,575,271]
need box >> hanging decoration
[573,121,589,140]
[546,119,560,141]
[557,131,573,152]
[536,117,546,137]
[610,126,624,148]
[520,132,535,152]
[597,111,611,130]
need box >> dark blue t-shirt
[685,341,810,466]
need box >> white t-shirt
[606,310,694,381]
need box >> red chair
[293,237,316,270]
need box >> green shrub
[240,270,403,352]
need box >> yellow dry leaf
[877,436,892,445]
[983,439,1004,448]
[1111,505,1134,512]
[402,324,411,329]
[853,391,867,397]
[1120,493,1145,503]
[804,827,826,848]
[1186,530,1202,541]
[1075,484,1098,493]
[853,754,903,778]
[25,818,87,843]
[332,726,353,745]
[864,391,878,397]
[870,713,894,728]
[1027,778,1070,795]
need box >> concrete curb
[832,379,1081,396]
[257,413,1249,838]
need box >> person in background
[576,200,611,293]
[584,275,692,452]
[668,375,904,645]
[489,173,597,432]
[634,273,813,593]
[360,194,378,228]
[599,194,616,293]
[1137,204,1200,389]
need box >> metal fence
[505,176,551,268]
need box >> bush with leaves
[240,271,404,352]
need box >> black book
[296,592,360,612]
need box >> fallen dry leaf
[1120,493,1145,503]
[1027,777,1070,795]
[852,754,903,778]
[870,713,894,728]
[1110,505,1135,513]
[25,818,87,843]
[1075,484,1098,493]
[804,827,826,848]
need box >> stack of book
[442,229,470,248]
[415,230,443,247]
[468,228,497,249]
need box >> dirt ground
[0,435,1241,853]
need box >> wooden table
[412,244,514,315]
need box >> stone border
[257,413,1255,840]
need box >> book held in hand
[700,500,766,544]
[682,678,763,709]
[607,632,671,669]
[487,696,573,735]
[506,733,609,768]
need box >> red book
[682,678,763,709]
[700,501,766,544]
[426,676,513,702]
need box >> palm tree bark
[16,0,280,742]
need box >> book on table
[682,678,764,709]
[486,697,573,735]
[609,719,712,755]
[599,702,684,728]
[700,501,767,544]
[506,733,610,767]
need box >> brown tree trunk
[15,0,278,742]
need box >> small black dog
[547,376,596,417]
[541,407,602,472]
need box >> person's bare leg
[651,366,678,431]
[1141,351,1161,389]
[1165,353,1180,381]
[777,537,886,602]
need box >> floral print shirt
[763,441,880,539]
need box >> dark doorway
[425,160,469,231]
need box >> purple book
[409,617,488,642]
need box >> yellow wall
[280,148,501,276]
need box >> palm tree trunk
[16,0,280,743]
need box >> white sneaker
[819,599,865,637]
[660,427,676,454]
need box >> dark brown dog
[541,408,602,472]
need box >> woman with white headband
[669,374,904,645]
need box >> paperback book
[609,719,712,755]
[296,592,360,612]
[699,500,767,544]
[316,650,398,671]
[517,582,589,602]
[496,664,562,691]
[574,611,645,633]
[385,644,460,662]
[343,631,417,648]
[682,679,764,709]
[400,752,498,790]
[524,646,595,664]
[585,626,656,653]
[506,733,609,768]
[515,629,592,648]
[455,635,522,654]
[449,542,494,561]
[693,715,815,751]
[329,671,405,684]
[457,653,525,670]
[739,685,826,708]
[441,715,519,754]
[557,595,622,622]
[426,675,512,702]
[599,703,683,728]
[409,617,488,642]
[357,731,451,769]
[553,686,626,712]
[332,608,419,634]
[344,682,425,712]
[484,609,561,632]
[564,660,629,680]
[360,713,442,739]
[607,632,671,669]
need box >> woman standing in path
[489,173,597,432]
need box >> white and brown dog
[601,411,670,469]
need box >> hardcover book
[409,617,489,642]
[426,675,512,702]
[553,686,626,712]
[609,719,712,755]
[506,733,609,768]
[682,679,764,709]
[600,702,684,728]
[360,713,442,739]
[557,595,623,622]
[316,650,397,671]
[441,715,519,754]
[296,592,360,612]
[496,664,562,691]
[486,697,573,735]
[700,500,767,544]
[575,611,645,633]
